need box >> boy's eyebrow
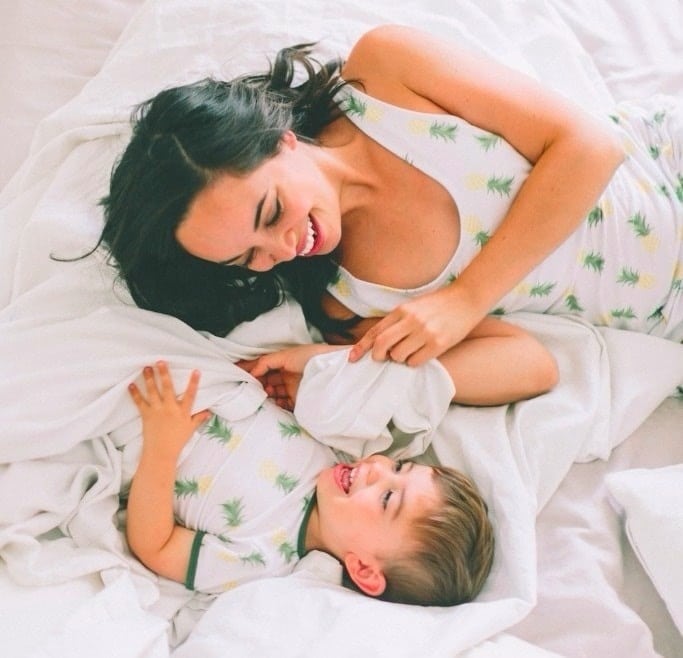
[392,462,414,521]
[217,192,267,266]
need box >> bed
[1,1,682,657]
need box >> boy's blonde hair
[378,465,494,606]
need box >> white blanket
[1,0,682,656]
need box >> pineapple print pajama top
[174,404,334,593]
[329,87,683,342]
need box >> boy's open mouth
[335,464,357,494]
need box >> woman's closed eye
[265,198,283,227]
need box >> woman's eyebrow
[217,191,267,266]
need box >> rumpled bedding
[1,0,682,657]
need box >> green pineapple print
[278,541,297,564]
[611,307,637,320]
[675,174,683,203]
[490,307,506,315]
[222,498,245,527]
[608,114,620,124]
[617,267,640,287]
[529,282,556,297]
[278,420,302,438]
[628,212,652,237]
[260,460,300,494]
[648,145,661,159]
[344,95,366,118]
[475,133,500,151]
[582,251,605,273]
[652,111,666,124]
[587,206,604,227]
[240,551,266,567]
[564,294,584,313]
[275,473,299,494]
[429,122,457,142]
[205,415,233,444]
[486,175,515,197]
[658,184,671,198]
[474,231,490,247]
[175,478,200,498]
[647,305,665,324]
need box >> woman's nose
[269,227,298,264]
[251,229,297,271]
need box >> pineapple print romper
[173,405,334,593]
[329,87,683,342]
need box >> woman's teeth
[298,218,317,256]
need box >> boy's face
[310,455,439,593]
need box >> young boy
[126,361,494,606]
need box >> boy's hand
[237,344,346,411]
[129,361,210,460]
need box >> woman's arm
[243,315,558,407]
[126,362,210,582]
[344,25,625,366]
[440,316,558,405]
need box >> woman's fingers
[348,316,394,362]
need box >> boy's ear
[343,553,386,597]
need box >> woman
[98,26,681,393]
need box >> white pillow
[606,465,683,633]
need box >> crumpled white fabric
[295,349,454,458]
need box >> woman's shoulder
[343,25,423,83]
[342,25,448,113]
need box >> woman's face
[176,131,341,271]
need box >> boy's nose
[363,457,390,487]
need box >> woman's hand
[349,285,483,366]
[128,361,210,460]
[238,344,347,410]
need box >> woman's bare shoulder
[342,25,446,111]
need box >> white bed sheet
[1,1,682,657]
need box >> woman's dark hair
[97,43,352,336]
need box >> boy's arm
[126,362,210,583]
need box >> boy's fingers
[128,382,145,408]
[191,409,211,430]
[155,360,178,397]
[180,369,201,409]
[142,365,160,401]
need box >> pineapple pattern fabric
[330,87,683,342]
[174,404,334,593]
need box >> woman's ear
[280,130,298,150]
[343,553,386,597]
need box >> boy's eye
[382,490,393,510]
[266,199,283,227]
[394,460,404,473]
